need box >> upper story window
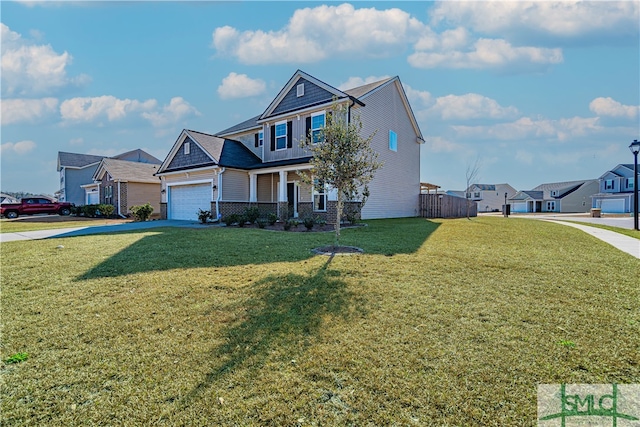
[627,178,634,190]
[604,179,614,190]
[184,141,190,155]
[275,121,287,150]
[389,130,398,152]
[297,83,304,97]
[311,112,325,143]
[255,131,264,148]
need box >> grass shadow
[181,256,365,404]
[75,218,440,280]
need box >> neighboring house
[156,70,424,222]
[91,158,162,217]
[591,164,638,213]
[57,149,161,205]
[466,183,517,212]
[509,180,598,213]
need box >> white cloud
[453,116,602,141]
[217,72,266,99]
[428,93,519,120]
[589,97,639,120]
[212,3,424,64]
[515,150,534,165]
[1,23,89,96]
[402,84,433,109]
[424,136,461,153]
[60,96,157,123]
[338,75,392,91]
[1,97,58,125]
[141,97,200,127]
[1,140,36,155]
[409,37,563,70]
[69,137,84,146]
[430,1,639,42]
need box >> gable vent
[297,83,304,97]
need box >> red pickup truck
[1,197,73,219]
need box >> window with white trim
[184,141,190,155]
[311,112,325,144]
[389,130,397,152]
[626,178,634,189]
[258,131,264,147]
[546,201,556,211]
[275,122,287,150]
[605,179,614,190]
[313,180,327,212]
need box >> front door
[287,182,298,218]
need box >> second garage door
[169,183,212,221]
[600,198,625,213]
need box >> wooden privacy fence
[419,194,477,218]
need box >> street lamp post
[504,192,509,217]
[630,139,640,231]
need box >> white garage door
[512,202,527,213]
[169,183,211,220]
[600,198,625,213]
[87,192,99,205]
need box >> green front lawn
[1,217,638,425]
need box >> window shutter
[287,121,293,149]
[254,133,259,148]
[270,125,276,151]
[305,117,311,139]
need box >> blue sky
[1,1,639,196]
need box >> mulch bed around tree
[221,222,365,233]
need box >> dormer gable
[259,70,351,122]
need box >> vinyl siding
[257,173,276,202]
[66,166,99,205]
[127,183,161,214]
[263,116,314,163]
[356,81,421,219]
[166,137,213,170]
[225,129,263,158]
[221,169,249,201]
[270,78,334,117]
[558,180,599,212]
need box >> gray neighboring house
[509,179,598,213]
[466,183,517,212]
[57,149,161,206]
[591,164,638,213]
[156,70,424,222]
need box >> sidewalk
[0,220,210,243]
[543,220,639,259]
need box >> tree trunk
[335,192,343,247]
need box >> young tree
[299,103,382,247]
[464,157,482,219]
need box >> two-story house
[155,70,424,222]
[591,164,638,213]
[466,183,517,213]
[57,149,161,206]
[509,179,598,213]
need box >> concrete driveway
[0,220,212,243]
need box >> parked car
[0,197,73,219]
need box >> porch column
[279,170,288,202]
[249,172,257,203]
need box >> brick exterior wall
[219,202,277,219]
